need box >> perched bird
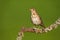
[30,8,46,29]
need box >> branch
[16,18,60,40]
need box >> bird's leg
[33,24,38,30]
[33,25,40,33]
[35,25,40,29]
[33,24,36,28]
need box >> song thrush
[30,8,46,29]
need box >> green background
[0,0,60,40]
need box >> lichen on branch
[16,18,60,40]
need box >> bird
[30,8,46,29]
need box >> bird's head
[29,8,35,12]
[29,8,37,16]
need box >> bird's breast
[31,17,41,25]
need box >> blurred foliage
[0,0,60,40]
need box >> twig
[16,18,60,40]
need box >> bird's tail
[40,24,46,28]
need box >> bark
[16,18,60,40]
